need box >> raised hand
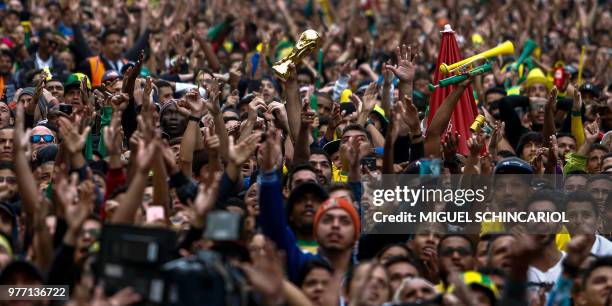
[135,138,157,173]
[467,133,485,157]
[110,93,129,112]
[239,240,285,306]
[299,101,316,128]
[59,117,91,154]
[192,171,222,220]
[204,127,220,154]
[91,285,141,306]
[103,115,124,157]
[228,133,262,166]
[397,95,421,134]
[572,87,583,113]
[13,104,32,152]
[442,132,460,161]
[260,128,282,172]
[203,79,221,115]
[584,118,600,143]
[546,86,558,113]
[385,44,418,82]
[340,137,361,170]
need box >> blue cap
[494,157,534,174]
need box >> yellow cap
[472,34,484,45]
[340,89,352,103]
[524,68,552,91]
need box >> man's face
[316,208,355,251]
[493,175,531,212]
[0,129,14,162]
[290,192,323,229]
[34,162,54,193]
[76,219,101,252]
[1,13,19,32]
[488,235,516,273]
[309,154,332,185]
[0,103,12,129]
[387,262,419,295]
[582,266,612,306]
[409,226,442,261]
[475,240,489,269]
[261,79,278,103]
[588,179,611,210]
[0,55,12,73]
[30,126,55,152]
[564,175,588,193]
[485,93,504,106]
[348,263,390,306]
[102,33,123,59]
[301,268,332,306]
[317,97,333,120]
[483,75,495,90]
[557,136,576,159]
[290,169,318,191]
[588,149,606,174]
[342,129,371,158]
[64,87,82,105]
[398,278,437,304]
[526,201,560,244]
[566,201,599,235]
[527,83,548,99]
[0,168,17,201]
[297,74,312,88]
[18,94,34,110]
[160,105,188,139]
[521,140,542,162]
[40,32,59,55]
[438,237,475,273]
[158,86,174,105]
[45,80,64,99]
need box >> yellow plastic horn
[440,41,515,75]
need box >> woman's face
[244,183,259,217]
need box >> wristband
[188,115,201,122]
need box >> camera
[97,224,177,305]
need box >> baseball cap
[322,139,341,157]
[286,182,329,217]
[64,73,91,91]
[494,157,534,174]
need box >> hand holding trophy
[272,29,322,82]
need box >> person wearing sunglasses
[438,234,476,288]
[30,125,56,151]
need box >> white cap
[441,24,455,33]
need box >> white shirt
[527,251,566,288]
[35,52,53,70]
[591,235,612,256]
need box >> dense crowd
[0,0,611,305]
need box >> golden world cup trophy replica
[272,29,322,81]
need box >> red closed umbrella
[426,25,478,156]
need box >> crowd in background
[0,0,611,305]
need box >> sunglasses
[440,247,472,257]
[80,228,101,238]
[30,135,55,143]
[0,176,16,184]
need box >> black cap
[286,182,329,216]
[494,157,534,174]
[579,82,601,98]
[0,260,44,284]
[322,139,341,157]
[31,144,58,169]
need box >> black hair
[0,162,14,171]
[0,49,15,62]
[296,67,315,82]
[526,190,566,212]
[566,191,598,217]
[485,87,506,97]
[344,261,388,296]
[284,162,318,190]
[497,150,516,158]
[315,91,333,102]
[588,143,608,154]
[326,182,355,202]
[582,256,612,288]
[192,149,210,178]
[383,255,420,271]
[296,258,334,287]
[587,174,611,185]
[341,123,372,143]
[154,80,173,90]
[376,243,411,260]
[516,132,544,157]
[99,28,125,42]
[310,148,331,165]
[438,234,475,254]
